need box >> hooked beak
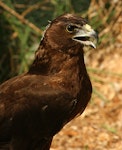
[73,24,98,48]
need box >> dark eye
[66,25,76,33]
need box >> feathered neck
[28,39,85,75]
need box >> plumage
[0,14,98,150]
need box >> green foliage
[71,0,91,13]
[0,12,13,82]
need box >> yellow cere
[84,24,92,32]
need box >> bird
[0,14,98,150]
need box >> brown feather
[0,14,97,150]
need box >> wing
[0,74,76,147]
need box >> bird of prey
[0,14,98,150]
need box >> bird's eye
[66,25,76,33]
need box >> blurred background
[0,0,122,149]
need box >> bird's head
[41,14,98,55]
